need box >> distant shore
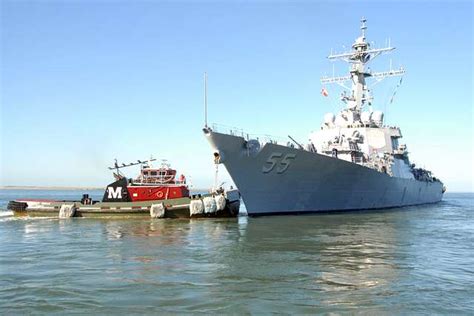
[0,186,210,192]
[0,186,104,190]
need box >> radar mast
[321,18,405,121]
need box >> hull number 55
[262,152,296,174]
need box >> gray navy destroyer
[203,19,444,216]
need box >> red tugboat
[104,158,190,202]
[8,157,241,218]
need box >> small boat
[7,158,240,219]
[106,158,190,202]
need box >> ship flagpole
[204,72,208,128]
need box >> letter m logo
[107,186,122,199]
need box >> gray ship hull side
[205,131,444,216]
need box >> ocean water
[0,190,473,314]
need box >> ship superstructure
[203,19,444,216]
[312,18,415,180]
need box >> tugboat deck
[10,194,240,218]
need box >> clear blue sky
[1,1,473,191]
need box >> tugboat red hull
[127,185,189,202]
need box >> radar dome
[372,110,384,127]
[361,111,372,124]
[323,113,335,126]
[335,114,347,127]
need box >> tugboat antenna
[108,158,157,170]
[204,72,208,128]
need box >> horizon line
[0,186,472,194]
[0,185,213,192]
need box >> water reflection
[2,192,472,313]
[23,219,56,239]
[209,213,403,309]
[97,212,401,310]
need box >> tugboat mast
[321,18,405,121]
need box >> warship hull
[205,130,443,216]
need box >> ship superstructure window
[150,171,158,176]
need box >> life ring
[156,191,164,198]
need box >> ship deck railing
[211,123,288,146]
[211,123,247,138]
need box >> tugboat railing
[132,180,188,186]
